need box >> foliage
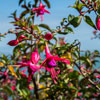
[0,0,100,100]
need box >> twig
[32,75,39,100]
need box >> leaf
[4,86,14,95]
[77,3,85,11]
[68,70,79,79]
[84,15,97,30]
[43,0,51,8]
[68,14,75,22]
[39,24,52,32]
[19,0,24,5]
[70,16,82,27]
[9,66,17,78]
[64,27,74,34]
[33,25,41,33]
[20,10,29,19]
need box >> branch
[74,62,100,91]
[32,75,39,100]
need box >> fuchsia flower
[40,43,70,83]
[32,2,50,21]
[97,17,100,31]
[44,33,53,40]
[17,48,40,85]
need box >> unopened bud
[22,27,26,30]
[31,25,33,29]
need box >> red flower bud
[97,17,100,31]
[22,27,26,30]
[8,40,18,46]
[11,86,16,91]
[31,25,33,29]
[44,33,53,40]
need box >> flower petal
[31,49,40,64]
[53,56,70,65]
[45,43,52,57]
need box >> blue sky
[0,0,100,55]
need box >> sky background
[0,0,100,55]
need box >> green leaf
[19,0,24,5]
[84,15,97,30]
[77,3,85,11]
[39,24,52,32]
[33,25,41,33]
[68,14,75,22]
[20,10,29,19]
[43,0,51,8]
[64,27,74,34]
[70,16,82,27]
[68,70,79,79]
[4,86,14,95]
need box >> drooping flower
[40,43,70,83]
[8,40,18,46]
[97,17,100,31]
[44,33,53,40]
[17,48,40,85]
[32,2,50,21]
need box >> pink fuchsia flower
[8,39,18,46]
[97,17,100,31]
[40,43,70,83]
[17,48,40,85]
[32,2,50,21]
[44,33,53,40]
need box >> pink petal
[22,69,27,73]
[45,43,52,57]
[50,67,58,84]
[41,15,43,21]
[31,49,40,64]
[28,61,38,73]
[53,56,70,65]
[44,9,50,14]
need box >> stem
[32,75,39,99]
